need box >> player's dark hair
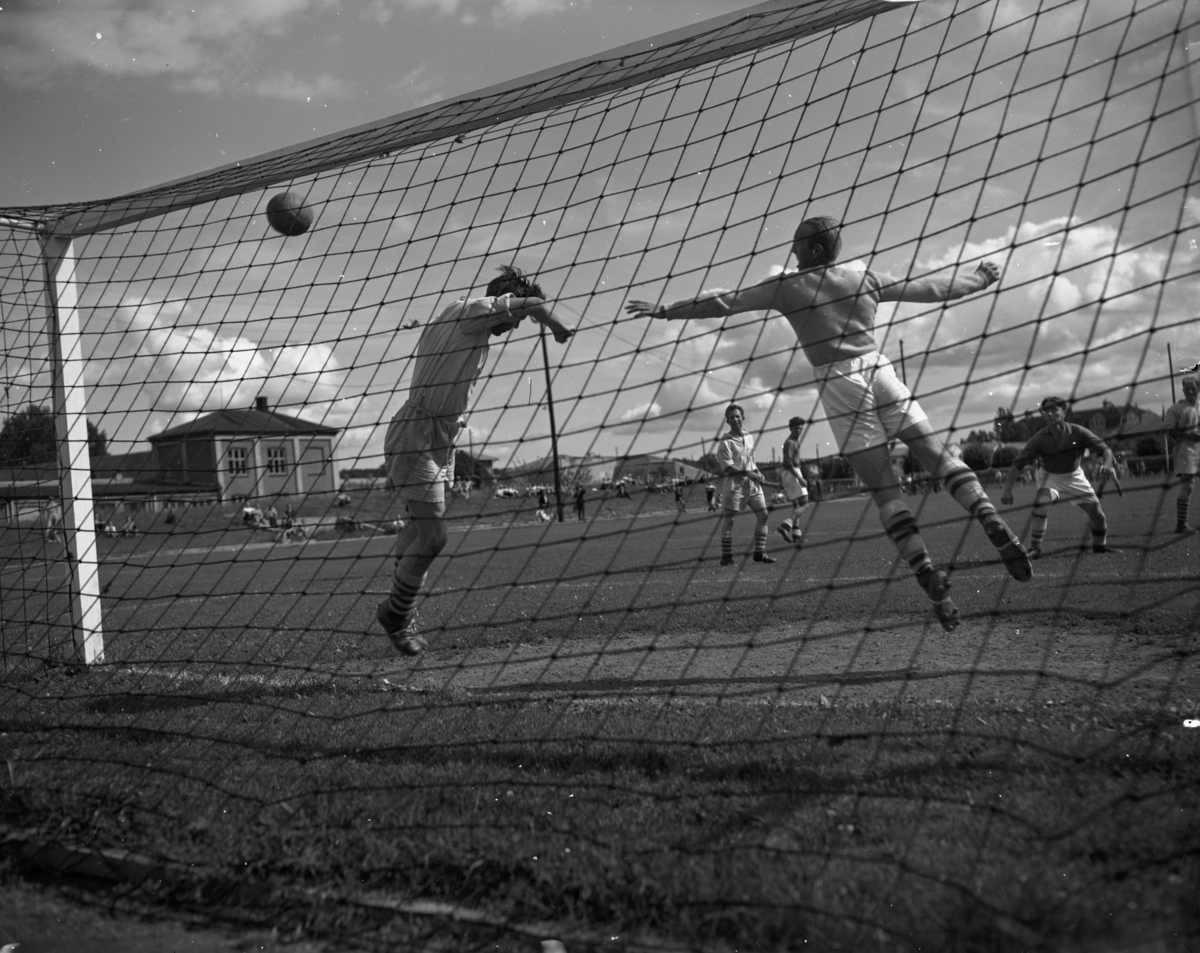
[1041,396,1068,410]
[726,403,744,418]
[788,416,806,428]
[487,264,545,299]
[796,216,842,264]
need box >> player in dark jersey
[1000,396,1116,558]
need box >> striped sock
[1030,514,1048,550]
[879,500,933,576]
[721,534,733,561]
[753,524,768,557]
[387,564,426,626]
[943,463,997,522]
[1178,498,1190,528]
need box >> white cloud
[91,296,350,437]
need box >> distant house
[0,465,59,522]
[1,397,340,519]
[149,396,338,501]
[611,454,706,484]
[1063,401,1163,448]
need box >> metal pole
[898,339,907,386]
[1169,342,1177,404]
[539,327,565,522]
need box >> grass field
[1,476,1198,951]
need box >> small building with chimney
[1,398,340,522]
[148,396,339,502]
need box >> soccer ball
[265,192,314,236]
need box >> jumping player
[1164,375,1200,533]
[625,215,1032,632]
[999,396,1115,558]
[715,403,773,566]
[777,415,809,546]
[376,265,573,655]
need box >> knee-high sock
[1178,497,1191,528]
[1030,511,1048,550]
[721,531,733,561]
[388,563,426,623]
[753,523,768,557]
[879,499,933,576]
[942,462,998,523]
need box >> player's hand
[625,300,664,319]
[1000,492,1014,506]
[553,327,574,344]
[976,261,1000,288]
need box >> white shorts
[1036,468,1099,506]
[781,471,809,506]
[814,352,929,455]
[722,477,766,512]
[384,403,462,505]
[1173,443,1200,477]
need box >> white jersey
[1165,398,1200,475]
[406,294,529,420]
[717,430,758,495]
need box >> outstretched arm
[625,279,781,323]
[881,261,1000,304]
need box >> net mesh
[1,0,1198,949]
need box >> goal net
[1,0,1197,948]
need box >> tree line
[0,404,108,467]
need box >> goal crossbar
[2,0,911,239]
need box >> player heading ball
[374,265,574,656]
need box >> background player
[626,215,1031,632]
[1164,375,1200,533]
[376,265,573,655]
[999,396,1115,557]
[716,403,773,566]
[777,415,809,547]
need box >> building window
[228,447,248,475]
[267,447,287,475]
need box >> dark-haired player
[375,265,573,655]
[1000,396,1115,557]
[777,416,809,547]
[715,403,773,565]
[626,216,1031,632]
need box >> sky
[2,0,1199,479]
